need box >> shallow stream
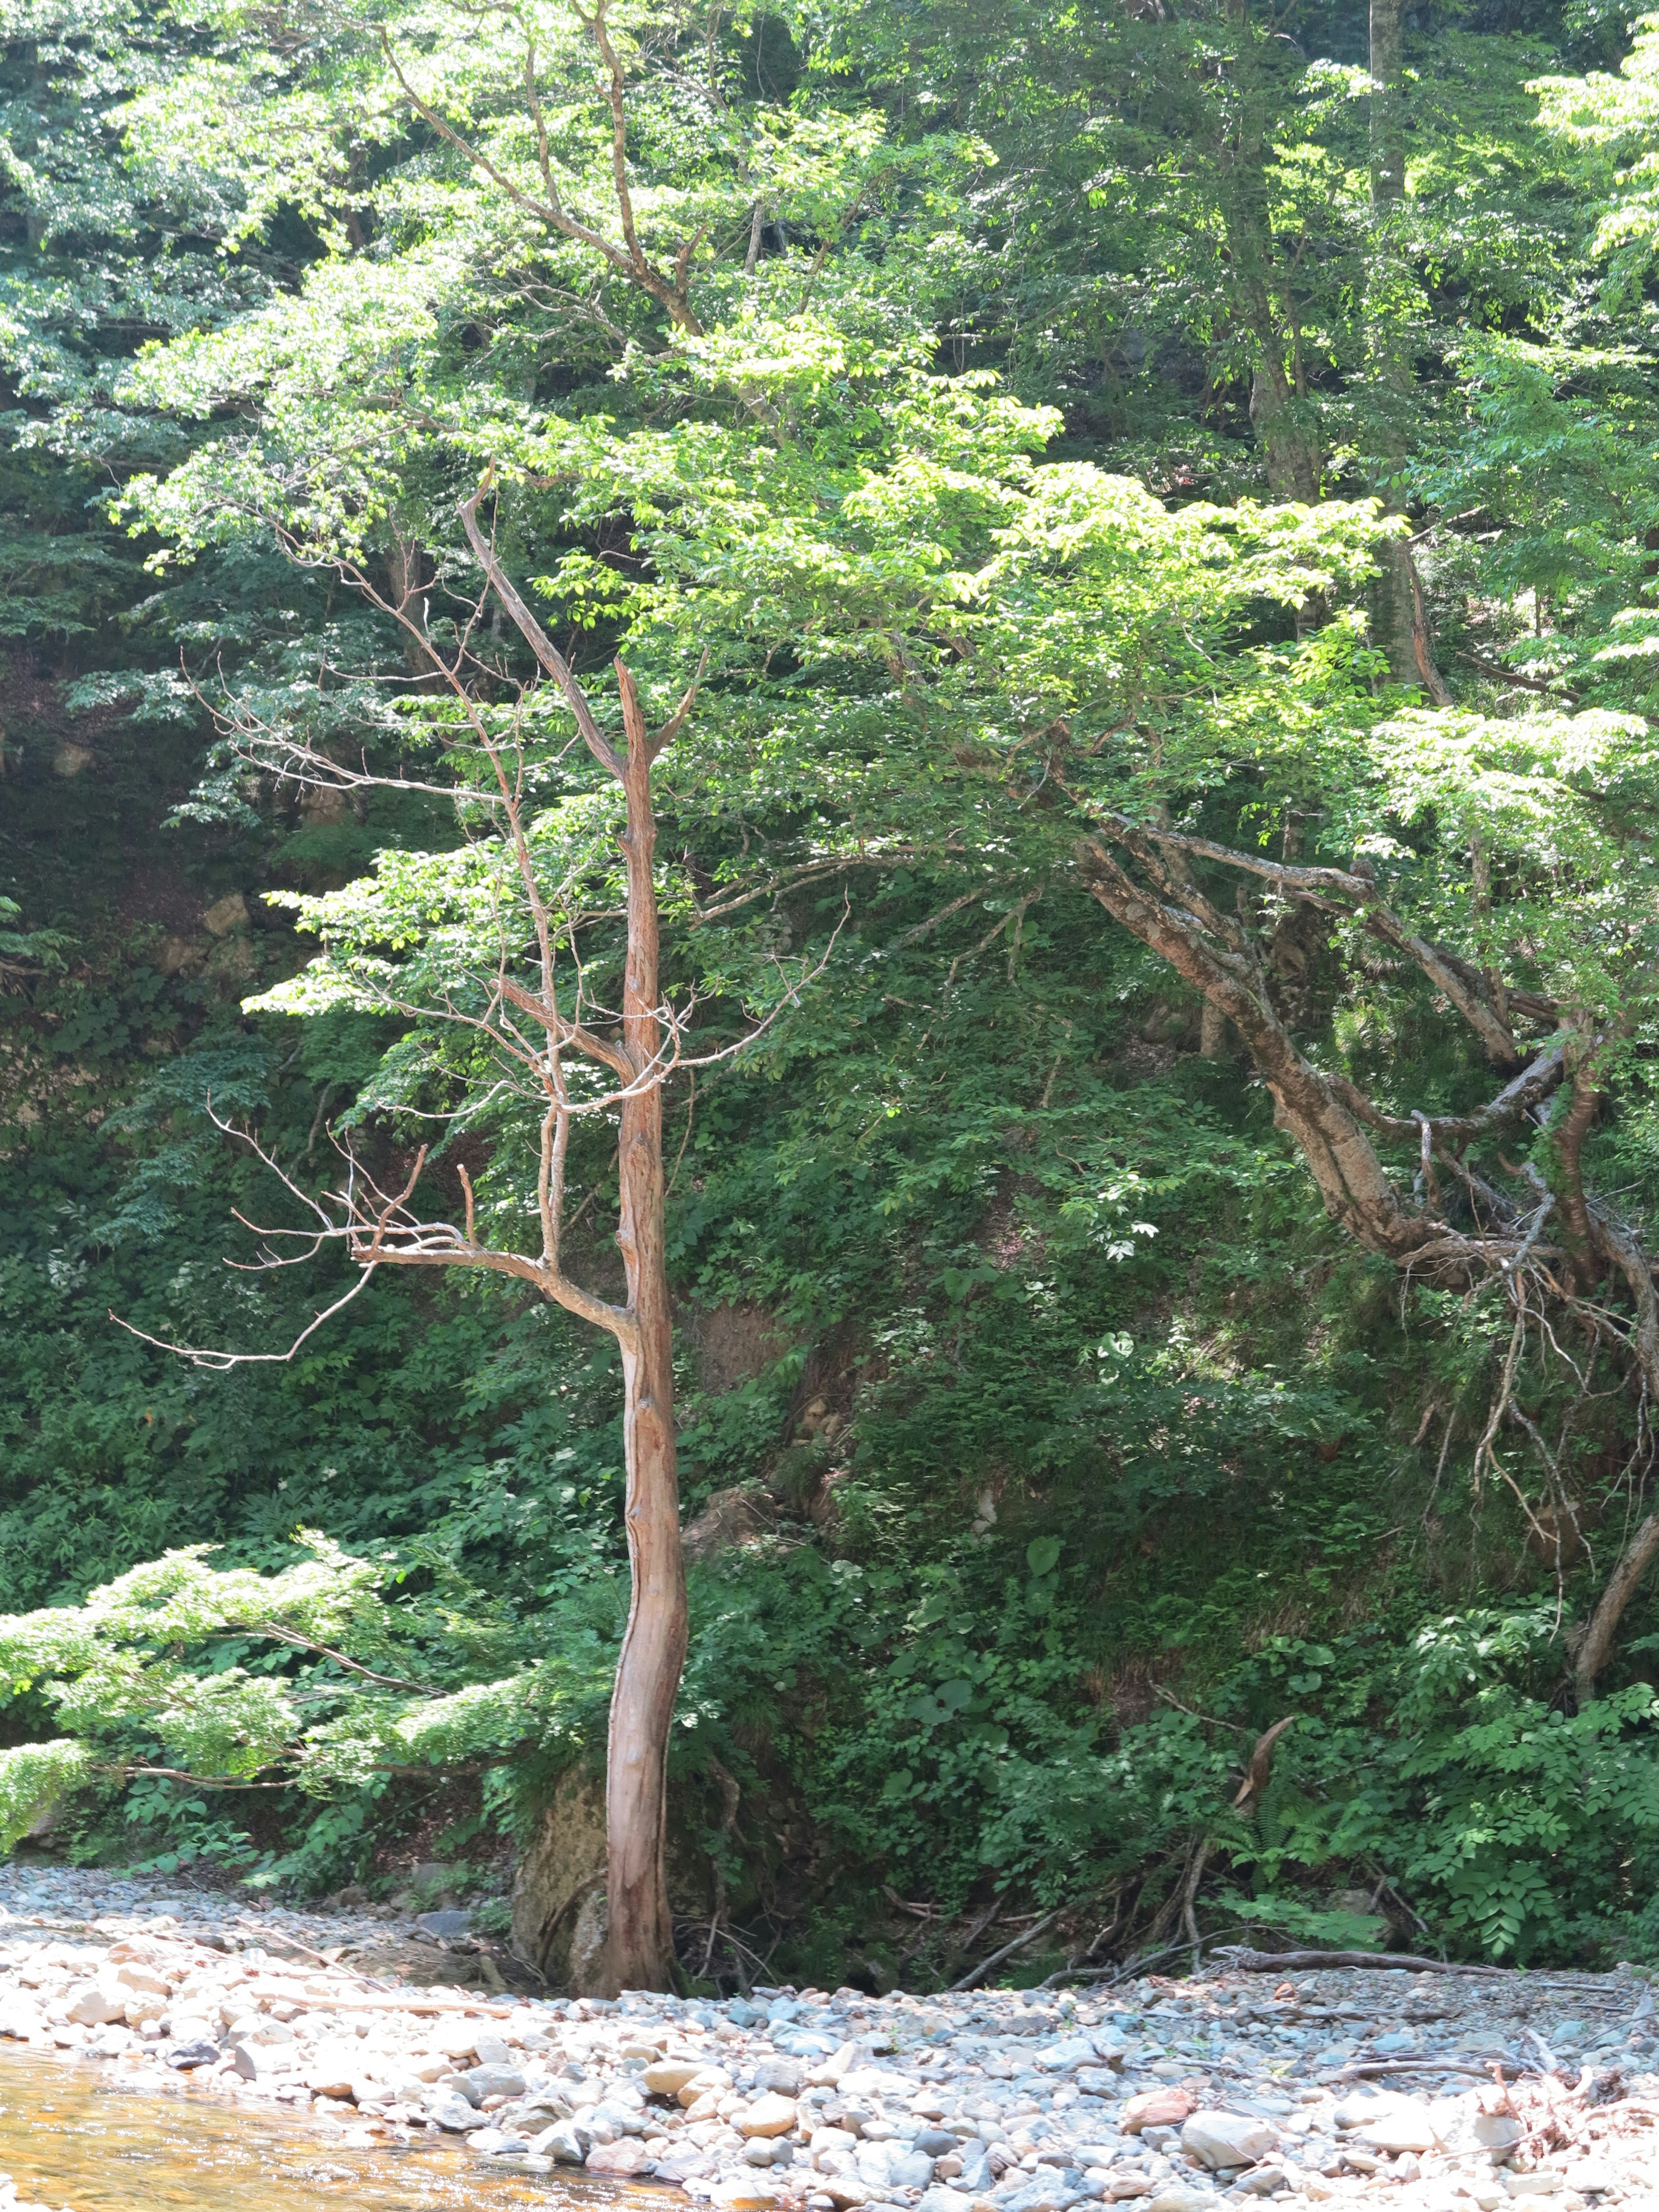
[0,2052,624,2212]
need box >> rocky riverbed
[0,1870,1656,2212]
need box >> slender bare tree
[121,478,832,1992]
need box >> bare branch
[1109,815,1526,1063]
[242,1625,438,1697]
[1327,1044,1565,1150]
[458,477,624,777]
[110,1263,382,1372]
[649,643,711,760]
[576,0,704,331]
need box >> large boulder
[510,1768,610,1992]
[510,1764,712,1993]
[1180,2111,1280,2171]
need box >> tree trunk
[455,490,692,1990]
[1575,1512,1659,1708]
[1248,364,1321,506]
[1074,838,1433,1264]
[1571,1216,1659,1700]
[1366,0,1449,698]
[1213,43,1322,516]
[386,535,432,680]
[603,665,690,1994]
[1370,0,1403,208]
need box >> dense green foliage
[14,0,1659,1983]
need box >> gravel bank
[0,1870,1656,2212]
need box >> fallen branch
[1322,2055,1529,2081]
[234,1917,349,1973]
[948,1908,1062,1993]
[1220,1946,1503,1976]
[1457,651,1580,706]
[884,1889,942,1920]
[1047,1923,1280,1987]
[296,1993,521,2016]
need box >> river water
[0,2050,629,2211]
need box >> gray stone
[415,1910,472,1939]
[756,2058,806,2096]
[918,2190,979,2212]
[1002,2181,1086,2212]
[517,2096,574,2127]
[1036,2038,1099,2073]
[1474,2113,1525,2152]
[858,2142,937,2193]
[915,2131,960,2157]
[777,2029,841,2058]
[589,2099,648,2136]
[655,2146,716,2183]
[166,2037,221,2070]
[1355,2106,1438,2156]
[65,1985,124,2028]
[1332,2094,1397,2132]
[470,2129,529,2156]
[430,2094,491,2133]
[1182,2113,1279,2172]
[459,2063,528,2102]
[530,2122,592,2164]
[231,2040,292,2081]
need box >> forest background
[8,0,1659,1989]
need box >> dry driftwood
[1224,1946,1503,1976]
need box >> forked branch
[382,0,704,334]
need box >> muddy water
[0,2051,634,2212]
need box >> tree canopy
[12,0,1659,1982]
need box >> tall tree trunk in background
[1369,0,1404,207]
[1216,17,1325,625]
[1220,95,1320,507]
[1248,363,1320,504]
[1367,0,1449,699]
[386,534,432,680]
[604,669,690,1994]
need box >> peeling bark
[603,668,690,1995]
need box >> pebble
[0,1869,1656,2211]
